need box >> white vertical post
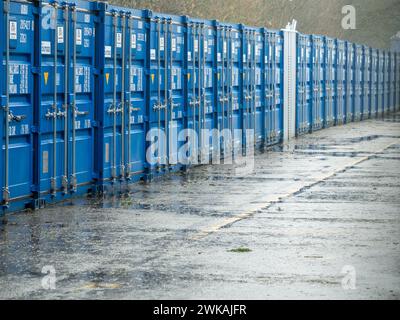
[283,21,297,142]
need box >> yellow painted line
[190,139,400,241]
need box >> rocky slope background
[109,0,399,49]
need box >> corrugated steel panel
[353,44,363,121]
[362,46,371,119]
[310,35,324,131]
[296,33,311,135]
[370,48,379,117]
[39,0,96,203]
[265,29,283,144]
[335,39,346,125]
[345,42,354,123]
[324,36,336,127]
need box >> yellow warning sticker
[151,74,155,83]
[106,73,110,85]
[188,73,191,81]
[44,72,49,85]
[217,73,220,81]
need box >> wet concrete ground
[1,113,400,300]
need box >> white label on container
[204,40,208,54]
[131,33,137,49]
[188,51,192,61]
[138,21,143,29]
[10,21,17,40]
[105,45,112,58]
[41,41,51,55]
[160,36,165,51]
[217,53,221,62]
[57,26,64,43]
[172,38,176,52]
[150,49,156,60]
[21,5,28,15]
[84,14,90,23]
[43,151,49,174]
[194,39,198,53]
[223,41,227,54]
[116,32,122,48]
[76,29,82,45]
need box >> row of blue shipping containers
[1,0,399,214]
[296,35,400,134]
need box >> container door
[354,46,362,121]
[265,31,282,144]
[126,16,146,181]
[187,21,213,163]
[148,17,184,171]
[230,29,242,149]
[378,51,384,115]
[40,2,95,199]
[362,49,371,119]
[345,44,353,122]
[253,32,263,143]
[324,39,335,127]
[390,53,395,111]
[295,35,310,135]
[216,26,232,154]
[1,0,35,210]
[336,42,346,125]
[311,36,324,131]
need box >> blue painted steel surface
[296,33,311,135]
[98,5,147,186]
[378,50,385,115]
[353,44,363,121]
[345,42,354,123]
[147,13,185,174]
[264,29,283,144]
[1,0,399,215]
[370,48,379,117]
[389,52,395,112]
[362,46,371,119]
[1,0,36,212]
[310,35,324,131]
[335,39,346,125]
[324,36,336,127]
[39,0,96,203]
[187,18,217,162]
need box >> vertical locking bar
[156,18,161,168]
[2,0,11,205]
[111,12,118,180]
[197,23,202,159]
[163,18,168,167]
[70,5,77,192]
[252,31,257,145]
[120,13,126,179]
[227,27,233,152]
[51,2,58,196]
[62,4,69,193]
[126,16,133,178]
[168,19,174,166]
[192,23,196,159]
